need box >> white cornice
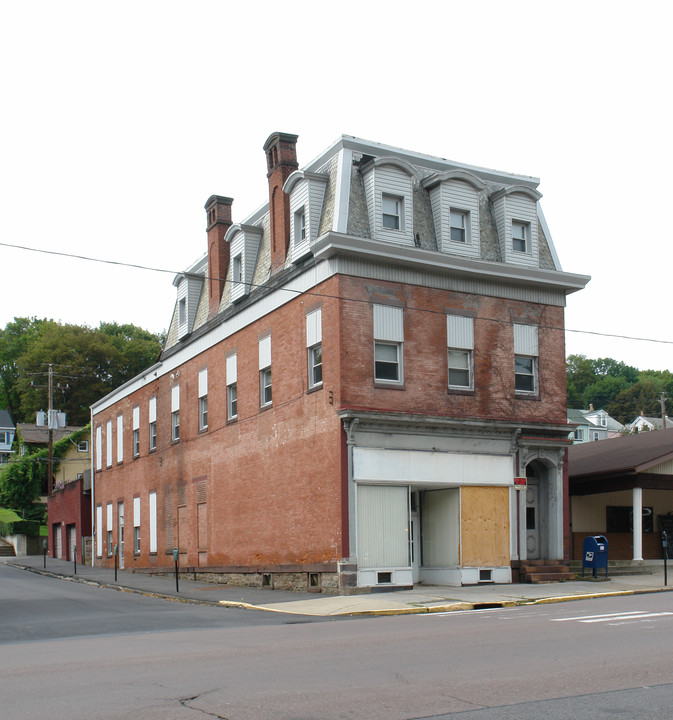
[311,232,590,295]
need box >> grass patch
[0,507,22,523]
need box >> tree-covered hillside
[566,354,673,424]
[0,318,163,426]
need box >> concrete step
[527,572,577,584]
[0,540,16,557]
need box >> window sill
[259,403,273,412]
[447,387,475,396]
[306,384,323,395]
[374,382,406,390]
[515,392,540,401]
[198,427,208,434]
[226,417,238,425]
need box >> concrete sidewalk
[4,556,673,616]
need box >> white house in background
[627,415,673,433]
[0,410,16,464]
[567,405,623,443]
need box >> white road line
[551,611,647,622]
[579,612,673,624]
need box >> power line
[3,240,673,349]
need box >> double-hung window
[132,406,140,457]
[306,308,322,389]
[512,221,529,253]
[226,353,238,420]
[450,210,469,244]
[148,397,157,451]
[198,368,208,431]
[259,335,272,407]
[514,324,538,394]
[171,385,180,441]
[373,304,404,384]
[447,315,474,389]
[382,195,402,230]
[295,209,306,242]
[232,254,242,285]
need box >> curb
[5,561,224,608]
[6,560,673,617]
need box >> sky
[1,1,671,372]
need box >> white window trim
[449,209,470,244]
[382,194,403,231]
[198,368,208,431]
[447,348,473,390]
[374,341,402,384]
[306,308,323,389]
[514,355,538,394]
[512,220,529,254]
[260,367,272,407]
[373,304,404,385]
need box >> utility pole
[660,391,667,431]
[47,363,54,496]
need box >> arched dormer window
[283,170,329,263]
[173,271,204,340]
[360,157,415,245]
[225,223,263,302]
[491,185,542,267]
[422,170,486,257]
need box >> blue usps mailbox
[582,535,608,578]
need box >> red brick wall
[47,477,92,557]
[93,277,344,571]
[93,272,568,572]
[337,275,567,424]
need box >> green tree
[1,318,163,425]
[0,318,53,419]
[608,377,666,425]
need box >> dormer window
[232,254,242,284]
[491,185,542,267]
[450,210,468,243]
[173,269,204,340]
[283,171,329,264]
[361,157,415,246]
[512,221,529,253]
[382,195,403,230]
[225,224,263,302]
[295,209,306,242]
[422,170,485,258]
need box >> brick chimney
[205,195,233,318]
[263,132,298,274]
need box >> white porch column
[632,486,643,561]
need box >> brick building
[90,132,589,591]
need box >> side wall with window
[337,274,567,425]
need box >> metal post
[663,531,668,587]
[43,539,47,569]
[114,544,118,583]
[73,545,77,575]
[173,547,179,593]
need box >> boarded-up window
[164,487,174,551]
[149,491,157,553]
[357,485,409,569]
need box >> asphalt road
[2,562,673,719]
